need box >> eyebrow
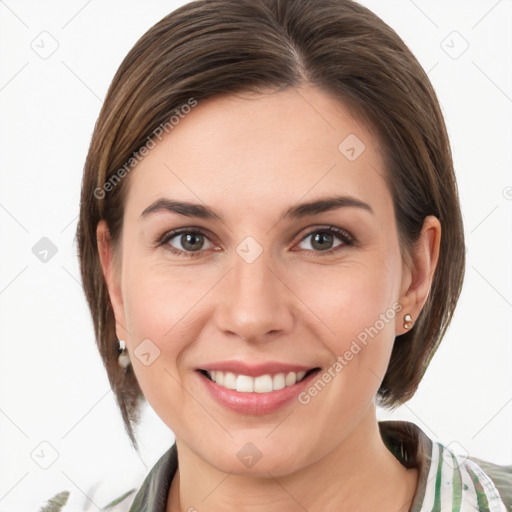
[140,195,374,221]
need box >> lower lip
[197,370,319,415]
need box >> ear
[396,215,441,335]
[96,220,128,340]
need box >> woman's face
[100,85,429,475]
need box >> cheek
[121,259,214,344]
[119,260,211,409]
[295,268,402,431]
[290,253,403,412]
[291,251,401,348]
[292,273,401,461]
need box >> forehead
[124,85,392,222]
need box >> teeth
[224,372,237,390]
[254,375,273,393]
[285,372,297,386]
[236,375,254,392]
[272,373,286,391]
[206,369,310,393]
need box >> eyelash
[155,226,355,258]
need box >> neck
[167,406,418,512]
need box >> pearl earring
[403,314,413,329]
[118,339,131,369]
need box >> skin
[98,84,441,512]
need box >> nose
[213,249,295,344]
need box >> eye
[156,226,354,257]
[158,229,215,256]
[296,227,354,253]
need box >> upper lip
[197,361,319,377]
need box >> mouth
[195,360,322,414]
[197,368,320,393]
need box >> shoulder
[129,444,178,512]
[467,455,512,511]
[378,420,510,512]
[421,440,510,511]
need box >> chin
[197,436,307,478]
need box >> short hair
[76,0,465,446]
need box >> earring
[118,339,131,369]
[403,314,413,329]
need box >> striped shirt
[127,420,511,511]
[379,421,510,511]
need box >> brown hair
[76,0,465,450]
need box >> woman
[76,0,511,510]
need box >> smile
[196,361,322,414]
[201,369,315,393]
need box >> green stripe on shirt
[467,465,491,512]
[432,443,444,512]
[451,451,463,512]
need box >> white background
[1,1,511,510]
